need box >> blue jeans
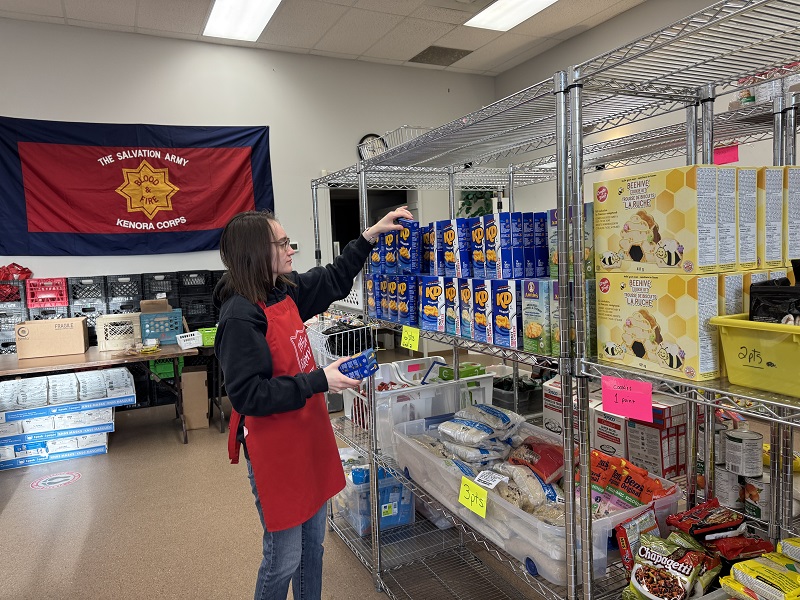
[247,460,326,600]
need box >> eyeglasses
[272,237,291,250]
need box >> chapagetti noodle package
[596,273,720,381]
[594,165,720,274]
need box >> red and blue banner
[0,116,273,255]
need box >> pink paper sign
[601,376,653,422]
[714,144,739,165]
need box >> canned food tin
[717,467,745,510]
[699,422,728,465]
[726,430,763,477]
[744,472,770,521]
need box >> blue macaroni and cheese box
[397,219,420,275]
[491,279,522,348]
[522,212,535,248]
[387,277,398,322]
[433,220,449,276]
[366,276,377,318]
[534,212,548,247]
[419,276,445,332]
[339,349,377,373]
[379,276,388,318]
[397,275,418,326]
[499,247,524,279]
[522,279,551,355]
[459,278,473,340]
[469,217,486,278]
[510,212,523,248]
[482,214,499,279]
[472,279,492,343]
[370,240,383,273]
[524,248,536,278]
[444,277,461,336]
[443,219,471,278]
[383,232,398,275]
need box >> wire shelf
[306,315,375,368]
[331,415,372,454]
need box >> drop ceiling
[0,0,645,76]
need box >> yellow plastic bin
[709,313,800,397]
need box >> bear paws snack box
[594,166,721,275]
[596,273,720,381]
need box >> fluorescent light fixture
[465,0,559,31]
[203,0,282,42]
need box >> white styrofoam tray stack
[47,373,80,405]
[75,371,109,401]
[17,377,48,408]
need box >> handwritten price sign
[601,375,653,422]
[400,326,420,351]
[459,476,487,518]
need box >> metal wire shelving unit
[312,2,800,598]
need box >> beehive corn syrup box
[397,275,417,326]
[491,279,522,349]
[472,279,492,343]
[717,167,737,272]
[418,276,445,332]
[443,219,471,278]
[397,219,420,275]
[596,273,719,381]
[593,165,719,274]
[469,217,486,278]
[718,273,744,316]
[458,278,473,340]
[521,279,550,354]
[583,203,595,279]
[444,277,461,336]
[785,166,800,267]
[757,166,784,269]
[737,167,758,270]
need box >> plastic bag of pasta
[454,404,525,434]
[622,534,704,600]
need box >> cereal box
[468,217,486,279]
[491,279,522,349]
[510,212,523,248]
[522,279,550,354]
[472,279,492,343]
[717,167,737,272]
[596,273,720,381]
[785,166,800,267]
[522,212,535,248]
[387,277,398,322]
[483,214,499,279]
[419,276,445,332]
[383,231,398,275]
[737,167,758,270]
[443,219,471,278]
[757,166,784,269]
[459,278,473,339]
[397,275,418,326]
[743,269,769,310]
[397,219,420,275]
[594,166,719,274]
[444,278,461,336]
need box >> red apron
[227,296,345,531]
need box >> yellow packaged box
[758,166,784,269]
[15,317,89,359]
[717,166,737,272]
[732,556,800,599]
[785,166,800,267]
[737,167,759,270]
[596,273,719,381]
[593,165,720,274]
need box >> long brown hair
[219,211,294,304]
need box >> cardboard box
[139,299,173,313]
[592,405,628,459]
[757,166,784,269]
[596,273,719,381]
[594,166,719,274]
[542,377,601,437]
[182,366,209,430]
[397,275,417,327]
[718,272,744,316]
[737,167,759,270]
[717,167,737,272]
[443,219,471,278]
[15,317,89,359]
[521,279,551,355]
[785,166,800,267]
[627,420,686,479]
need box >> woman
[213,206,412,600]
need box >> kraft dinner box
[15,317,89,359]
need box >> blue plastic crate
[140,309,183,345]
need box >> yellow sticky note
[459,476,487,518]
[400,326,420,351]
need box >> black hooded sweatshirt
[212,235,372,422]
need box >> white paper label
[474,470,509,489]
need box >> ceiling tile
[352,0,426,17]
[0,11,63,23]
[314,8,403,54]
[491,37,562,73]
[446,66,488,75]
[362,17,454,61]
[410,5,470,24]
[510,0,612,38]
[451,32,544,71]
[65,19,136,33]
[579,0,645,29]
[358,56,405,66]
[140,27,201,41]
[434,25,500,51]
[259,0,348,48]
[256,42,311,54]
[136,0,210,34]
[64,0,135,26]
[310,48,360,60]
[0,0,62,17]
[402,61,446,70]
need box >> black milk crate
[107,274,143,299]
[178,270,214,297]
[179,295,217,329]
[142,272,179,302]
[29,306,69,320]
[69,299,108,330]
[211,270,227,286]
[68,276,107,301]
[0,303,27,331]
[108,298,141,314]
[0,331,16,354]
[0,280,26,304]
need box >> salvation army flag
[0,116,273,255]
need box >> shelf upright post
[775,94,786,168]
[448,167,460,389]
[700,84,715,164]
[312,183,322,267]
[555,69,579,598]
[569,68,594,599]
[685,101,699,509]
[508,164,521,414]
[359,161,382,591]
